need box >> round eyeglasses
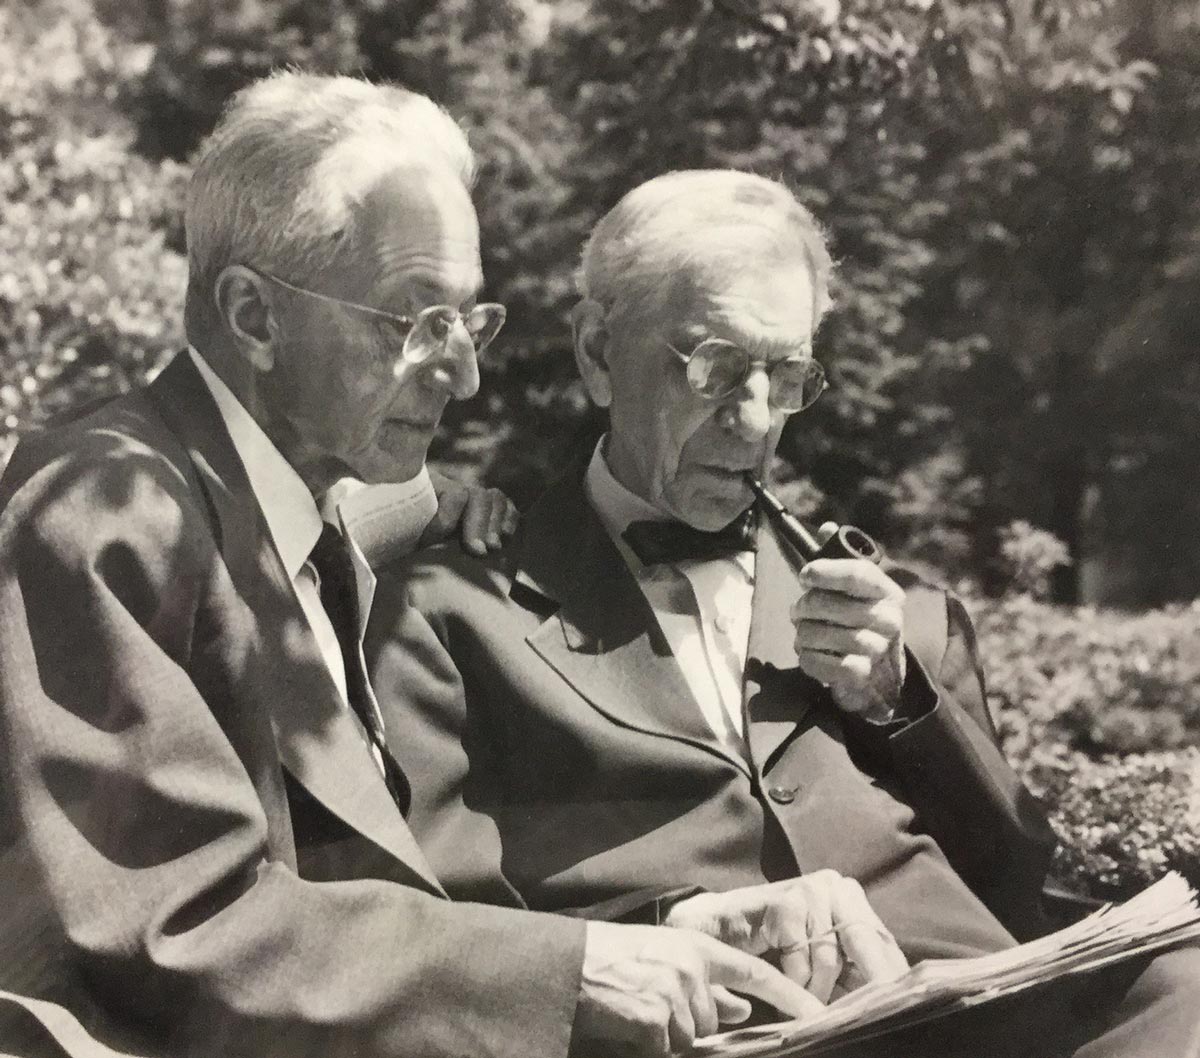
[254,269,506,370]
[666,337,827,412]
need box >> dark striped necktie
[308,523,410,814]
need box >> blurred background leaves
[7,0,1199,607]
[4,0,1200,896]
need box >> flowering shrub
[972,593,1200,898]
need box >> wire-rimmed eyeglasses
[253,269,506,369]
[666,337,827,412]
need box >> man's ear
[214,265,278,373]
[571,298,613,408]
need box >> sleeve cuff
[553,885,706,925]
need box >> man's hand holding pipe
[791,524,908,721]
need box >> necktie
[308,523,410,813]
[622,509,758,566]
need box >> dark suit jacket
[369,470,1057,965]
[0,353,584,1058]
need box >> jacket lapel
[516,474,751,777]
[743,521,830,770]
[148,353,443,894]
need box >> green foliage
[998,520,1073,599]
[974,592,1200,896]
[1030,750,1200,900]
[912,0,1200,603]
[8,0,1200,602]
[4,0,1200,899]
[0,0,186,464]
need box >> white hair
[185,71,475,318]
[579,170,835,325]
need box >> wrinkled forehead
[345,164,483,304]
[652,246,820,346]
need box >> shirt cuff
[857,646,940,734]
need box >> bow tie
[622,510,757,566]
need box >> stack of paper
[690,872,1200,1058]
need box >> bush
[0,0,186,467]
[972,592,1200,898]
[4,0,1197,906]
[1029,749,1200,900]
[997,519,1072,600]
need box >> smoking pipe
[744,474,882,566]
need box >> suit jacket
[0,353,584,1058]
[368,469,1057,965]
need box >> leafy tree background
[3,0,1200,895]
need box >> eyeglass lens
[402,303,506,365]
[685,339,825,411]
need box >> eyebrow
[754,334,814,359]
[394,274,484,312]
[675,326,812,360]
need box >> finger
[803,884,841,1004]
[791,592,904,637]
[640,1016,671,1058]
[667,990,697,1057]
[798,559,901,601]
[690,976,721,1040]
[795,646,880,686]
[831,881,909,984]
[501,499,520,537]
[816,521,838,544]
[461,490,491,556]
[838,961,870,994]
[700,936,824,1020]
[419,486,468,547]
[485,490,508,550]
[711,985,752,1026]
[763,899,812,989]
[793,647,848,688]
[836,921,906,986]
[795,623,891,661]
[779,943,815,996]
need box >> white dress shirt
[585,439,754,759]
[187,348,437,714]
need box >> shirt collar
[584,435,672,545]
[584,435,755,578]
[188,346,323,579]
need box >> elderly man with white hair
[0,83,814,1058]
[372,169,1200,1057]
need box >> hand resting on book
[663,870,910,1004]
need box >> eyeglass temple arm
[257,270,416,325]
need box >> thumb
[711,986,752,1026]
[419,481,469,546]
[816,521,838,545]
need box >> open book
[690,872,1200,1058]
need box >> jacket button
[767,785,797,805]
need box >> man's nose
[722,367,773,441]
[425,326,480,400]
